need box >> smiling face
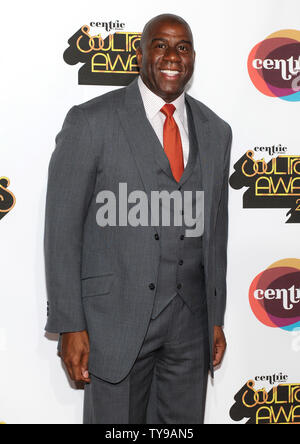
[137,17,196,103]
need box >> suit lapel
[117,79,160,198]
[185,95,214,242]
[177,100,200,188]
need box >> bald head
[140,14,194,50]
[136,14,195,103]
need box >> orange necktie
[160,104,184,183]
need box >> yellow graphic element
[266,29,300,43]
[77,26,105,53]
[242,380,300,424]
[267,258,300,271]
[76,25,141,75]
[92,52,139,74]
[0,177,16,213]
[241,151,300,197]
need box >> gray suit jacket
[45,78,232,382]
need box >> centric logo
[249,259,300,331]
[248,30,300,101]
[64,24,141,86]
[230,379,300,424]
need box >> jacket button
[154,233,159,240]
[177,284,182,290]
[179,260,184,266]
[180,235,185,240]
[149,283,155,290]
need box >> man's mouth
[160,70,181,77]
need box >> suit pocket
[81,273,114,299]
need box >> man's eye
[178,45,188,51]
[156,43,166,49]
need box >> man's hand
[61,331,91,383]
[213,326,227,367]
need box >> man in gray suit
[45,14,232,424]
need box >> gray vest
[151,103,206,319]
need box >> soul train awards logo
[64,21,141,86]
[249,259,300,332]
[230,377,300,424]
[248,29,300,101]
[0,177,16,221]
[229,148,300,223]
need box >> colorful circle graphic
[248,30,300,101]
[249,259,300,331]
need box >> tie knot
[160,104,176,118]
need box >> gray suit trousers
[83,294,209,424]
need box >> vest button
[179,260,184,266]
[149,283,155,291]
[180,235,185,240]
[177,284,182,290]
[154,233,159,240]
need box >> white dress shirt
[138,76,190,167]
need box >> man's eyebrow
[178,40,193,45]
[151,38,168,43]
[151,38,193,45]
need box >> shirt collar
[138,76,186,123]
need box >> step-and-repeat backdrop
[1,0,300,424]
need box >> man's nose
[163,47,181,62]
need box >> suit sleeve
[214,126,233,326]
[44,106,97,333]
